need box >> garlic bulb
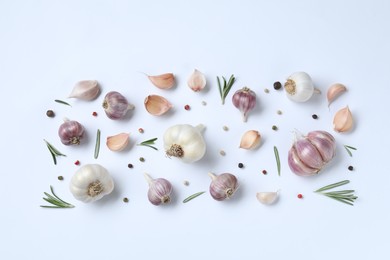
[68,80,100,100]
[288,130,336,176]
[102,91,135,120]
[69,164,114,203]
[256,191,279,205]
[187,69,206,92]
[284,72,319,102]
[333,106,353,133]
[144,94,172,116]
[163,124,206,163]
[209,172,238,201]
[232,87,256,122]
[327,83,347,107]
[147,73,175,89]
[106,133,130,151]
[144,173,172,206]
[239,130,261,150]
[58,119,85,145]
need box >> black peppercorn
[348,166,354,171]
[57,176,64,181]
[312,114,318,119]
[46,110,55,117]
[128,163,133,168]
[123,197,129,203]
[273,81,282,90]
[272,125,278,131]
[238,163,244,168]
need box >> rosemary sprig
[274,146,281,176]
[217,74,236,104]
[183,191,206,203]
[54,99,71,106]
[40,186,75,208]
[314,180,357,206]
[94,129,101,159]
[44,139,66,165]
[343,145,357,157]
[137,138,158,150]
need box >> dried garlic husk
[333,106,353,132]
[106,133,130,151]
[187,69,206,92]
[144,95,172,116]
[68,80,100,100]
[327,83,347,107]
[239,130,261,150]
[147,73,175,89]
[256,191,279,205]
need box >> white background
[1,0,389,259]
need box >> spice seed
[272,125,278,131]
[297,194,303,199]
[201,101,207,106]
[57,176,64,181]
[123,197,129,203]
[74,160,80,165]
[46,110,55,117]
[183,180,190,186]
[184,104,190,110]
[238,163,244,168]
[219,150,226,156]
[223,126,229,131]
[139,157,145,162]
[348,165,354,171]
[273,81,282,90]
[92,111,98,116]
[264,88,270,93]
[277,110,282,115]
[312,114,318,119]
[138,128,144,133]
[262,170,267,175]
[128,163,133,168]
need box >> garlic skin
[284,72,317,102]
[288,130,336,176]
[327,83,347,107]
[209,172,239,201]
[333,106,353,133]
[232,87,256,122]
[163,124,206,163]
[147,73,175,89]
[256,191,279,205]
[69,164,114,203]
[58,119,85,145]
[106,133,130,151]
[68,80,100,100]
[144,94,172,116]
[239,130,261,150]
[144,173,172,206]
[187,69,206,92]
[102,91,135,120]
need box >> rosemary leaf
[315,180,350,192]
[44,139,66,165]
[343,145,357,157]
[54,99,71,106]
[40,186,75,208]
[274,146,281,176]
[217,74,236,105]
[94,129,101,159]
[183,191,206,203]
[138,138,158,150]
[314,180,357,206]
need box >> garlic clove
[147,73,175,89]
[307,131,336,163]
[333,106,354,132]
[239,130,261,150]
[187,69,206,92]
[256,191,279,205]
[68,80,100,100]
[327,83,347,107]
[106,133,130,151]
[144,94,172,116]
[288,146,319,176]
[293,137,324,169]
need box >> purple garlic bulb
[58,119,85,145]
[232,87,256,122]
[102,91,134,120]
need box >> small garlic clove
[106,133,130,151]
[187,69,206,92]
[144,95,172,116]
[256,191,279,205]
[147,73,175,89]
[68,80,100,100]
[239,130,261,150]
[333,106,354,133]
[327,83,347,107]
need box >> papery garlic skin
[144,95,172,116]
[106,133,130,151]
[240,130,261,150]
[68,80,100,100]
[327,83,347,107]
[232,87,256,122]
[148,73,175,89]
[163,124,206,163]
[102,91,134,120]
[69,164,114,203]
[144,173,172,206]
[288,130,336,176]
[187,69,206,92]
[58,119,85,145]
[284,72,315,102]
[209,172,238,201]
[256,191,279,205]
[333,106,353,133]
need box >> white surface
[1,0,389,259]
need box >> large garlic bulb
[163,124,206,163]
[69,164,114,203]
[284,72,316,102]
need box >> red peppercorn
[138,128,144,133]
[184,104,190,110]
[92,112,98,116]
[74,160,80,165]
[262,170,267,175]
[297,194,303,199]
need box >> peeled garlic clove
[333,106,353,132]
[144,94,172,116]
[68,80,100,100]
[239,130,261,150]
[327,83,347,107]
[256,191,279,205]
[106,133,130,151]
[147,73,175,89]
[187,69,206,92]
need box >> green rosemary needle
[274,146,281,176]
[217,74,236,105]
[94,129,101,159]
[44,139,66,165]
[137,138,158,150]
[40,186,75,208]
[54,99,71,106]
[183,191,206,203]
[343,145,357,157]
[314,180,357,206]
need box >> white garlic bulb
[284,72,319,102]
